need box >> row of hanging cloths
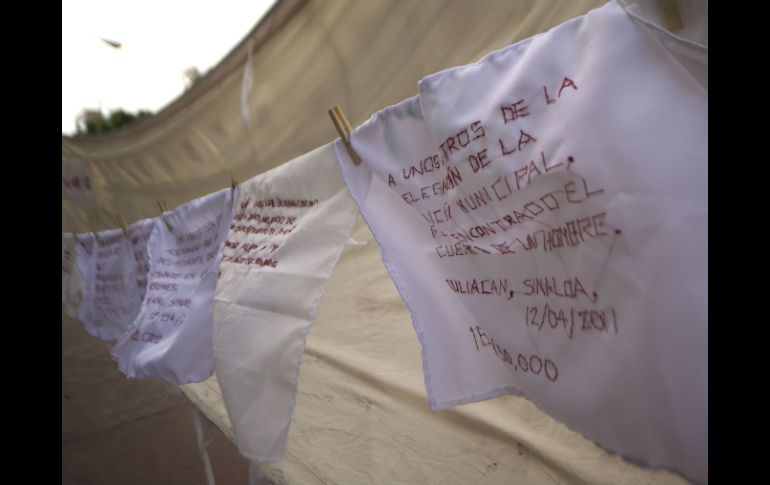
[62,1,706,483]
[61,144,360,448]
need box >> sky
[62,0,276,134]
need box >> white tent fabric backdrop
[62,1,706,483]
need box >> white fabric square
[76,229,144,341]
[214,142,359,463]
[61,234,81,318]
[337,1,706,482]
[112,188,237,385]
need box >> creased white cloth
[337,1,707,482]
[77,228,145,341]
[62,235,73,304]
[214,142,358,463]
[61,234,76,316]
[112,188,237,385]
[73,233,97,333]
[62,234,82,318]
[128,218,156,302]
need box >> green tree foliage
[77,109,153,136]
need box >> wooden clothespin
[157,200,174,232]
[92,231,101,245]
[116,213,129,237]
[328,105,361,166]
[656,0,683,33]
[230,169,239,209]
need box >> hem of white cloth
[239,450,287,465]
[435,382,702,483]
[334,139,447,413]
[254,184,360,464]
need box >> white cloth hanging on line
[337,1,707,482]
[65,217,155,331]
[79,228,146,341]
[62,234,82,318]
[213,142,359,463]
[128,218,156,303]
[112,187,237,385]
[72,233,98,333]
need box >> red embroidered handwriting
[179,221,218,242]
[489,212,608,253]
[233,213,297,225]
[446,278,511,298]
[146,296,166,307]
[438,121,486,161]
[97,247,120,259]
[422,203,453,226]
[469,324,558,382]
[149,282,178,292]
[221,255,278,268]
[469,324,512,364]
[243,198,319,209]
[86,312,104,328]
[229,224,297,236]
[131,331,163,344]
[223,241,281,261]
[522,276,595,302]
[468,149,491,174]
[434,212,609,257]
[501,100,530,123]
[147,311,186,325]
[498,129,537,155]
[426,152,566,225]
[96,234,123,248]
[401,167,462,205]
[154,271,182,280]
[493,152,565,196]
[157,256,204,268]
[543,76,578,104]
[276,198,318,208]
[434,189,598,244]
[168,245,200,256]
[169,298,191,308]
[434,242,491,258]
[525,304,618,340]
[397,154,446,183]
